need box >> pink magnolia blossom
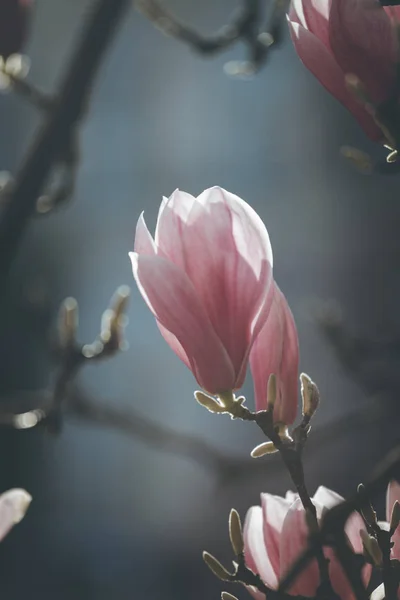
[288,0,400,142]
[386,480,400,560]
[0,488,31,541]
[249,282,299,424]
[0,0,33,58]
[130,187,275,395]
[244,486,370,600]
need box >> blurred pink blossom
[288,0,400,142]
[386,480,400,560]
[0,488,31,541]
[130,186,278,395]
[250,282,299,423]
[244,486,370,599]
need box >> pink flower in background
[244,486,370,600]
[386,480,400,559]
[250,282,299,424]
[130,187,275,395]
[0,0,33,58]
[0,488,31,541]
[288,0,400,142]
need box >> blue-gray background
[0,1,399,598]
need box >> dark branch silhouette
[137,0,290,73]
[0,0,131,292]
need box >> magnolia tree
[1,0,400,599]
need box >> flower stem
[229,404,334,595]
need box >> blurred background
[0,0,400,598]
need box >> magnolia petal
[387,479,400,521]
[250,283,299,424]
[313,485,344,509]
[329,0,396,104]
[156,321,191,369]
[313,488,371,597]
[288,21,383,141]
[385,6,400,22]
[285,490,298,504]
[261,493,295,579]
[196,187,273,270]
[130,252,235,393]
[325,545,368,600]
[273,286,299,424]
[313,486,366,555]
[387,480,400,559]
[177,187,273,383]
[289,0,308,27]
[134,213,156,256]
[299,0,331,47]
[370,583,385,600]
[154,190,198,270]
[279,498,320,596]
[243,506,278,589]
[0,488,31,541]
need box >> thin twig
[136,0,290,71]
[137,0,261,54]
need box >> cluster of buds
[57,285,130,361]
[358,481,400,575]
[203,507,264,600]
[250,372,320,458]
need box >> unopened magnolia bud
[101,285,130,350]
[357,484,377,526]
[195,391,226,413]
[300,373,319,419]
[58,297,78,349]
[229,509,244,556]
[203,551,232,581]
[390,501,400,535]
[267,373,276,411]
[221,593,239,600]
[360,529,382,566]
[250,441,278,458]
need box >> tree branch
[136,0,290,72]
[0,0,131,292]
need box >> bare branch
[136,0,290,72]
[0,0,131,293]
